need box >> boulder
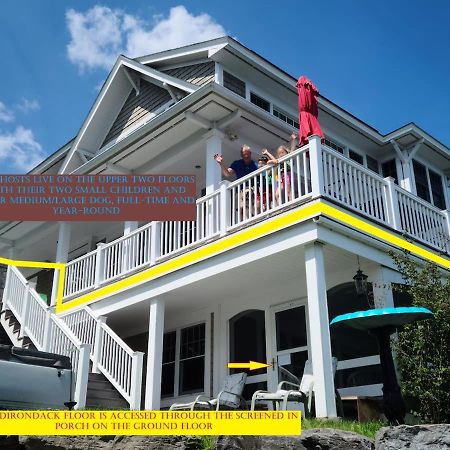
[375,424,450,450]
[215,429,374,449]
[18,435,202,450]
[0,436,21,450]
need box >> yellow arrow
[227,361,272,371]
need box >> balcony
[63,137,450,302]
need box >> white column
[124,221,138,235]
[400,161,414,193]
[384,177,401,230]
[123,221,139,272]
[50,222,71,306]
[205,130,223,194]
[367,265,401,309]
[308,135,324,198]
[7,246,15,259]
[304,242,337,418]
[145,298,165,409]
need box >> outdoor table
[330,306,433,425]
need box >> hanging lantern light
[353,269,368,296]
[353,256,368,297]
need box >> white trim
[155,58,212,72]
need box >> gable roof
[59,56,198,174]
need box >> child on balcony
[262,145,293,206]
[255,155,272,213]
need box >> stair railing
[60,306,144,410]
[1,265,90,408]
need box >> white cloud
[17,98,40,113]
[0,102,14,123]
[0,126,46,172]
[66,5,226,72]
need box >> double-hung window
[161,323,206,398]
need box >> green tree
[390,250,450,423]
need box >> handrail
[100,321,136,357]
[1,265,90,409]
[62,142,450,300]
[60,305,143,409]
[395,184,447,215]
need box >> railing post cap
[96,242,106,248]
[98,316,107,323]
[220,180,230,187]
[383,176,396,182]
[308,134,321,142]
[80,343,91,351]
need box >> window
[161,331,176,397]
[366,155,380,174]
[161,323,206,397]
[382,159,398,184]
[324,138,344,154]
[412,160,446,209]
[349,149,364,165]
[250,92,270,112]
[223,71,246,98]
[412,160,430,202]
[273,107,299,129]
[429,170,446,209]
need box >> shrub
[390,250,450,423]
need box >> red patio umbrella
[297,76,324,146]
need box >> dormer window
[223,71,246,98]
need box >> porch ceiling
[106,242,377,338]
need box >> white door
[269,300,310,389]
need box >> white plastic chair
[251,358,339,415]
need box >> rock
[0,435,21,450]
[300,428,374,449]
[375,424,450,450]
[215,436,262,450]
[18,435,202,450]
[215,429,374,449]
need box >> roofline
[135,36,229,64]
[60,56,200,173]
[135,36,450,155]
[29,138,74,174]
[70,81,303,175]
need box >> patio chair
[250,361,313,414]
[169,372,248,411]
[251,358,340,416]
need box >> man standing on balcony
[213,144,258,179]
[214,145,258,220]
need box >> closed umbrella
[297,76,324,146]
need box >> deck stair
[0,264,144,410]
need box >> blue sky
[1,1,450,172]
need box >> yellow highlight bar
[0,410,301,436]
[0,256,66,306]
[1,201,449,314]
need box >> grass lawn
[302,418,384,439]
[199,419,385,449]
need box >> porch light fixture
[353,257,368,297]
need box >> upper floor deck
[61,136,450,307]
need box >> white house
[1,37,449,417]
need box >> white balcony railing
[63,139,450,300]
